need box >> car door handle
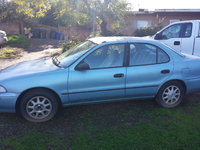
[113,73,124,78]
[174,41,180,45]
[161,69,170,74]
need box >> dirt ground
[0,39,64,70]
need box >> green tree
[53,0,90,27]
[1,0,132,36]
[82,0,131,35]
[12,0,51,18]
[54,0,131,35]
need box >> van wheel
[19,89,58,122]
[156,81,185,108]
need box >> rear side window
[129,44,156,66]
[157,48,170,63]
[181,23,192,38]
[129,43,169,66]
[199,22,200,37]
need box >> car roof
[0,30,6,34]
[88,36,155,44]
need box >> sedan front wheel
[19,89,59,122]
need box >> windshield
[56,40,97,67]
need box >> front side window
[161,24,182,39]
[84,44,125,69]
[129,43,169,66]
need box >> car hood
[0,57,59,81]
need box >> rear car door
[179,23,194,55]
[193,21,200,56]
[126,43,173,98]
[68,43,127,103]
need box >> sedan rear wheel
[19,89,59,122]
[156,81,185,108]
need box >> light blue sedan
[1,37,200,122]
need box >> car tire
[156,81,185,108]
[19,89,59,122]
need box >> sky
[129,0,200,11]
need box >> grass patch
[71,105,200,150]
[7,34,29,47]
[1,102,200,150]
[0,130,65,150]
[0,47,21,59]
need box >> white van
[0,30,7,45]
[153,20,200,56]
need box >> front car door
[155,23,182,53]
[68,43,127,104]
[126,43,173,98]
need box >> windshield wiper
[52,56,61,67]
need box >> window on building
[136,20,152,29]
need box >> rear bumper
[185,78,200,94]
[0,93,19,112]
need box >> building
[123,9,200,35]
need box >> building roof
[155,9,200,12]
[134,9,200,14]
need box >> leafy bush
[0,48,21,59]
[7,34,29,47]
[62,39,81,53]
[134,26,162,37]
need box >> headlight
[0,86,6,93]
[0,33,3,38]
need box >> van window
[199,23,200,37]
[181,23,192,38]
[160,24,182,39]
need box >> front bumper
[0,93,19,112]
[0,37,7,44]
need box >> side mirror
[154,33,162,40]
[75,61,90,71]
[155,33,168,40]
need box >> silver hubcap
[26,96,52,120]
[162,85,181,105]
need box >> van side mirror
[154,33,162,40]
[75,61,90,71]
[155,33,167,40]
